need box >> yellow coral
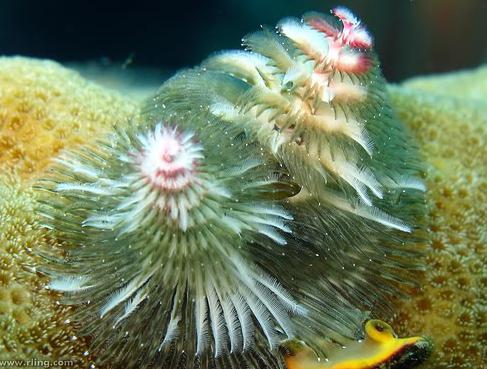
[0,57,137,181]
[0,57,137,368]
[402,65,487,102]
[0,177,95,366]
[389,72,487,369]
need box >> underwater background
[0,0,486,81]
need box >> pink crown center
[138,125,202,192]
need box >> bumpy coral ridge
[0,57,137,181]
[402,65,487,101]
[390,80,487,369]
[0,177,94,366]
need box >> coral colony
[38,6,431,369]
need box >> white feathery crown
[188,6,425,233]
[134,124,205,231]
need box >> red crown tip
[335,52,371,74]
[331,7,373,49]
[306,16,339,38]
[333,6,359,26]
[348,28,373,49]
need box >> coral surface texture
[0,57,485,369]
[0,57,137,181]
[390,68,487,369]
